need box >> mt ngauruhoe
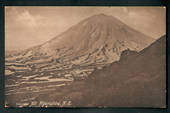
[7,14,153,66]
[5,14,157,107]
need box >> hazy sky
[5,6,166,51]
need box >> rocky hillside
[5,14,153,78]
[66,35,166,107]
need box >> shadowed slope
[64,35,166,107]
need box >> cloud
[16,9,46,28]
[5,7,47,28]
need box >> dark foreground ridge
[61,35,166,107]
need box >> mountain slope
[62,35,166,107]
[33,14,154,63]
[5,14,154,78]
[5,36,165,107]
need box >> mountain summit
[14,14,154,65]
[6,14,154,75]
[6,14,154,78]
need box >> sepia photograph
[5,6,166,108]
